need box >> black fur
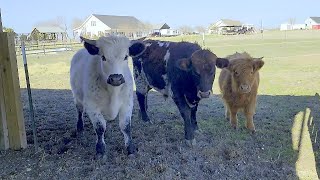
[83,42,99,55]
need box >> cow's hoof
[142,116,151,123]
[185,139,196,147]
[127,143,138,155]
[96,142,106,155]
[95,153,106,161]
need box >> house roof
[218,19,242,26]
[153,23,170,29]
[33,26,65,33]
[93,14,146,29]
[309,17,320,24]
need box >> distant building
[150,23,180,37]
[208,19,242,34]
[30,26,67,41]
[305,17,320,30]
[73,14,148,39]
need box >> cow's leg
[229,107,238,129]
[86,109,107,157]
[223,102,230,121]
[75,102,84,132]
[172,94,195,147]
[244,97,257,133]
[136,91,150,122]
[119,103,136,155]
[191,105,199,131]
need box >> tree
[143,21,154,30]
[35,16,66,29]
[179,25,193,35]
[288,18,296,26]
[194,26,206,33]
[71,17,83,30]
[3,27,15,33]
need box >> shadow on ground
[0,89,319,179]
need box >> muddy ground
[1,89,319,179]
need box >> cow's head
[80,36,145,86]
[176,49,229,98]
[225,52,264,93]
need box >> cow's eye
[234,70,239,76]
[124,55,128,61]
[101,56,106,61]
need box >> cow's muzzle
[107,74,125,86]
[239,84,251,93]
[197,90,211,98]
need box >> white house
[151,23,180,37]
[280,23,293,31]
[305,17,320,30]
[208,19,242,34]
[73,14,148,39]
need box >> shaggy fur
[219,52,264,132]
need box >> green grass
[16,30,320,179]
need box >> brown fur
[218,52,264,132]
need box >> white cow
[70,35,145,157]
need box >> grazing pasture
[0,30,319,179]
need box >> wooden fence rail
[15,42,82,55]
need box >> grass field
[1,30,319,179]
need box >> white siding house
[73,14,148,39]
[73,15,111,38]
[151,23,180,37]
[305,17,320,29]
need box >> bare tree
[143,21,154,30]
[71,18,84,30]
[195,25,206,33]
[35,16,66,29]
[288,18,296,26]
[179,25,193,35]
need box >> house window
[91,21,96,26]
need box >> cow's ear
[81,36,99,55]
[129,42,146,57]
[216,58,229,69]
[176,58,192,71]
[253,57,264,71]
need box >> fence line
[15,42,82,55]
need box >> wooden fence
[15,42,83,55]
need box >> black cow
[132,40,229,146]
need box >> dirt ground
[0,89,318,179]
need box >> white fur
[70,36,134,148]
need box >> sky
[1,0,320,33]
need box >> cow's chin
[197,90,211,99]
[239,88,251,94]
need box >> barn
[305,17,320,30]
[73,14,148,39]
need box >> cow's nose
[107,74,125,86]
[198,91,211,98]
[240,84,250,92]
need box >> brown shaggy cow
[219,52,264,133]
